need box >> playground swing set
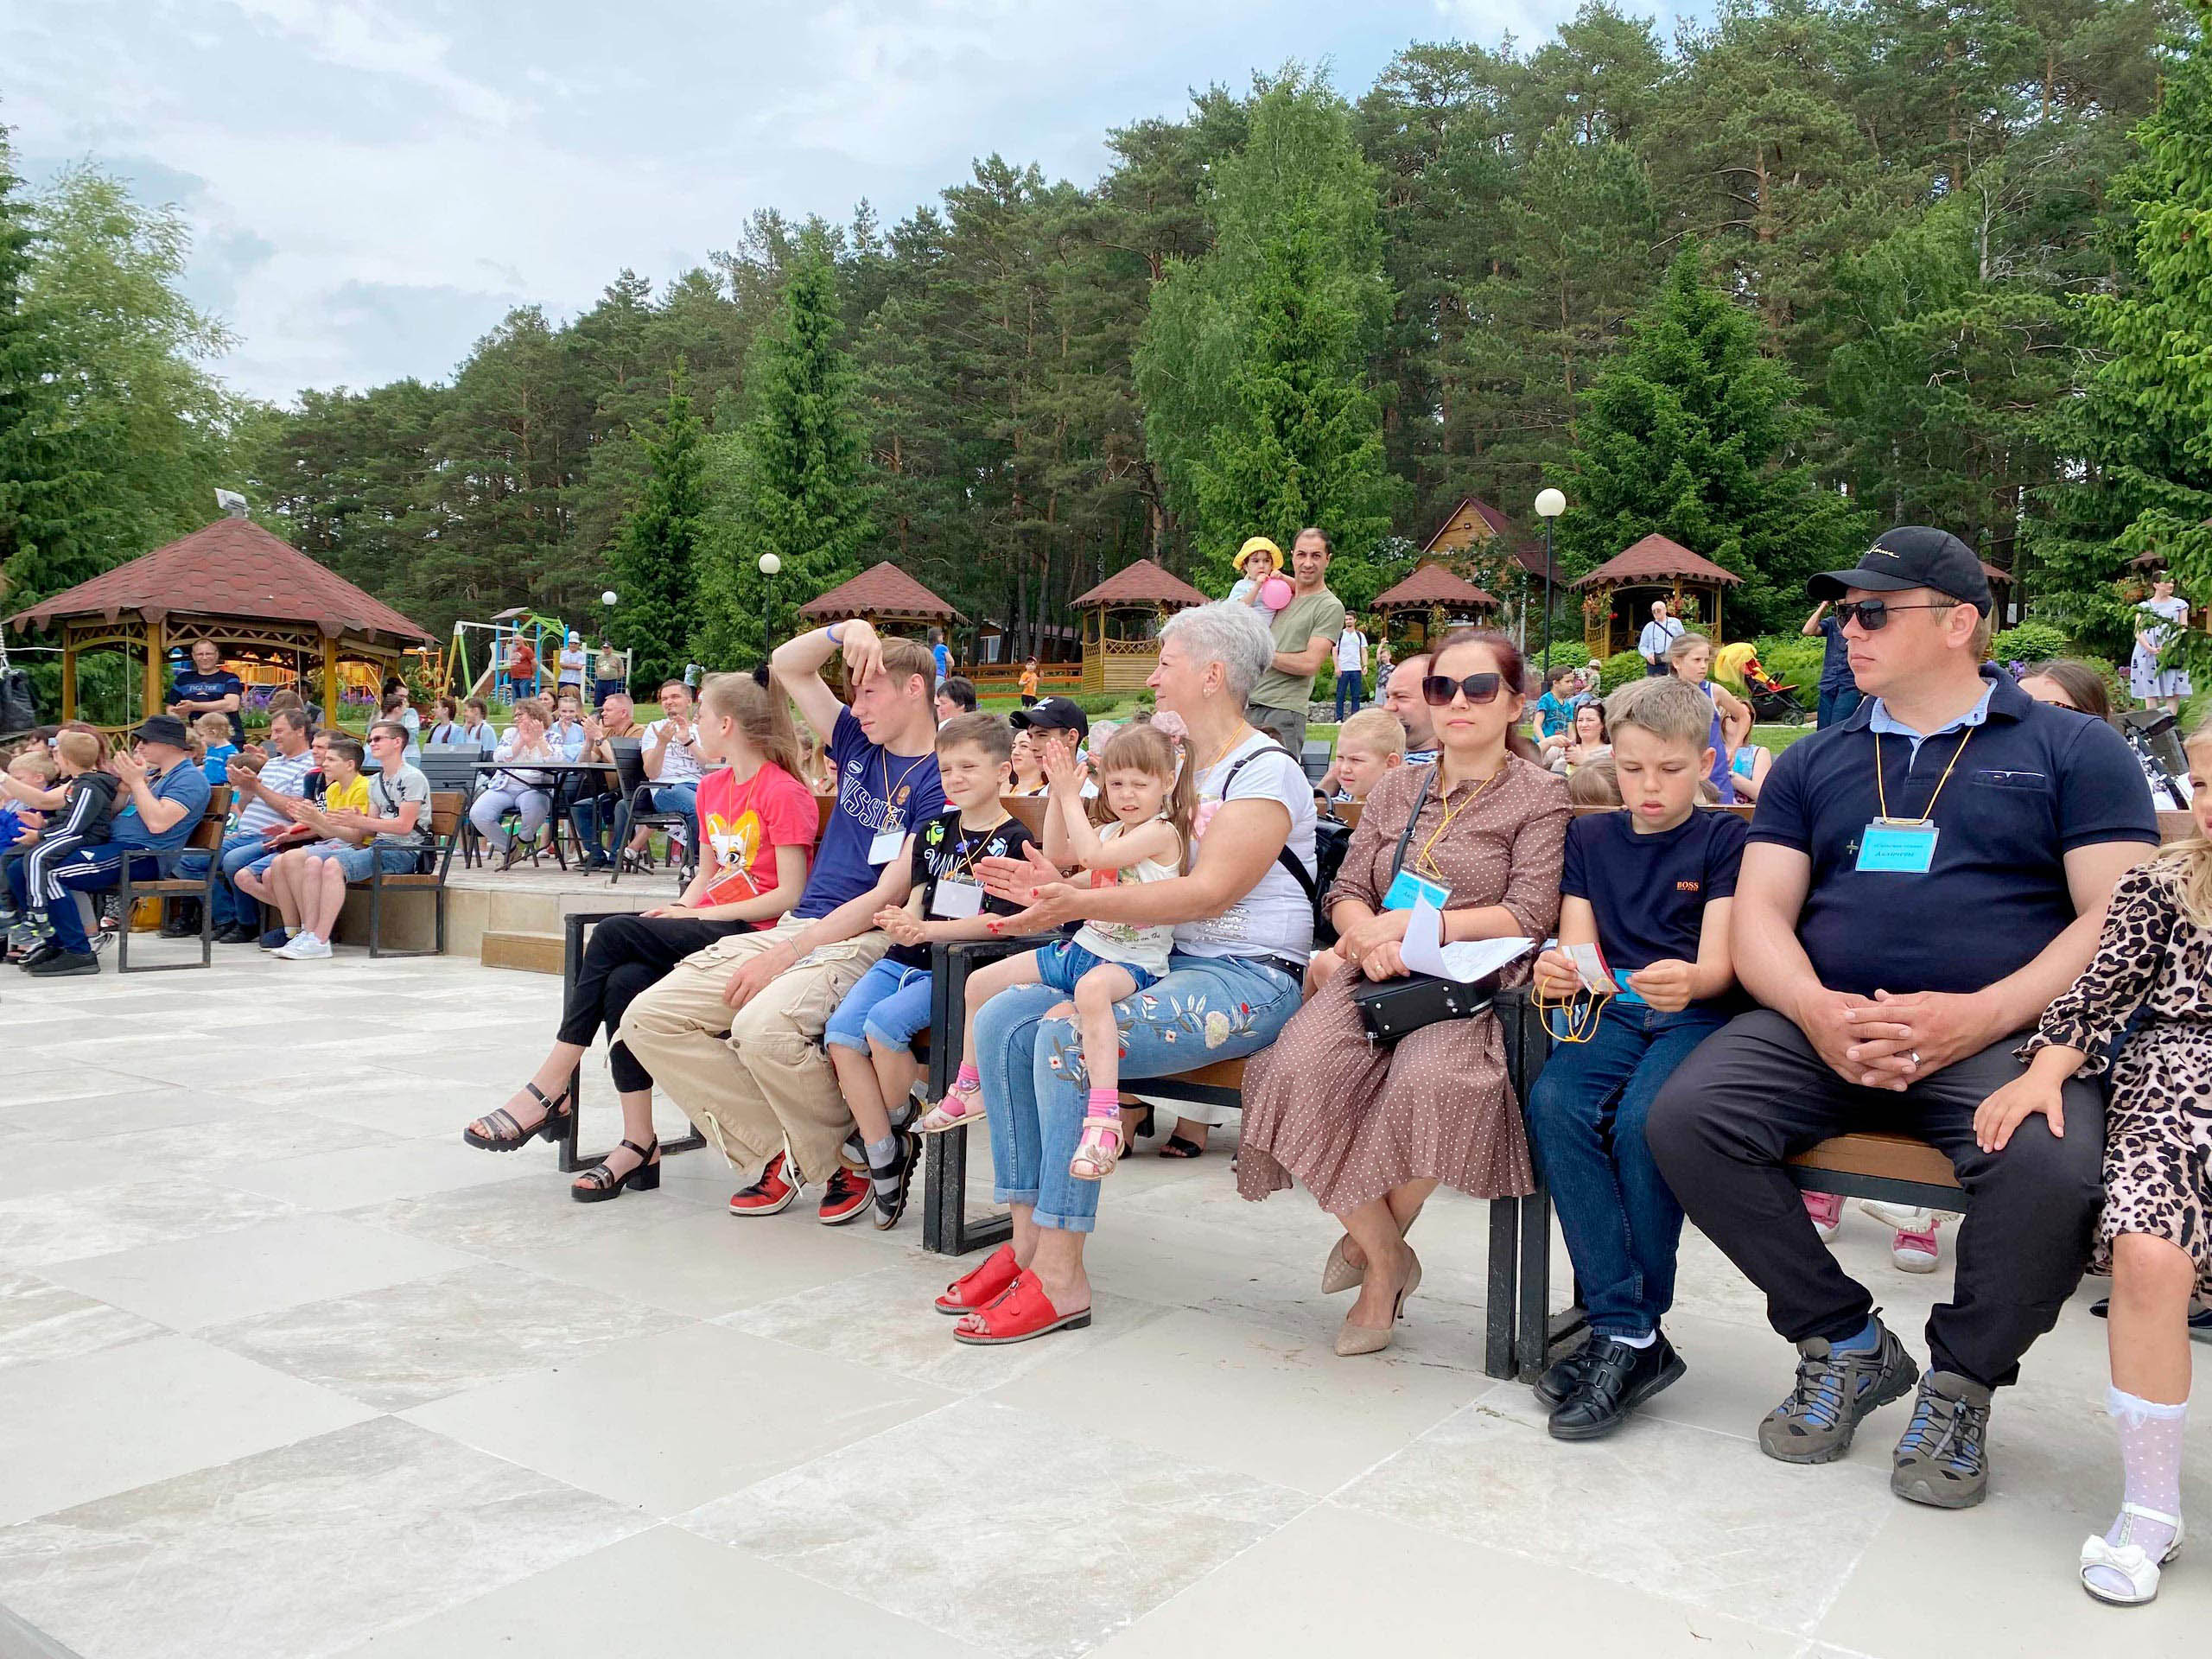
[439,607,631,709]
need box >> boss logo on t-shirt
[1675,880,1700,893]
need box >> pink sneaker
[1802,1191,1843,1242]
[1891,1223,1942,1273]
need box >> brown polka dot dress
[2024,860,2212,1300]
[1237,754,1569,1212]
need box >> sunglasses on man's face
[1834,598,1956,632]
[1421,672,1503,708]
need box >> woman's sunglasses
[1421,672,1503,708]
[1834,598,1957,632]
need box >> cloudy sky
[5,1,1694,405]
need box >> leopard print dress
[2024,860,2212,1297]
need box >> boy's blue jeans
[1525,997,1728,1339]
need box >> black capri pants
[559,913,752,1093]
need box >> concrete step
[480,929,565,976]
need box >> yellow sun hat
[1234,536,1284,575]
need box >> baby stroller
[1743,659,1808,727]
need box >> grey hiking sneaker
[1758,1319,1920,1464]
[1891,1370,1993,1509]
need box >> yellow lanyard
[878,747,932,829]
[946,813,1007,883]
[1532,976,1612,1044]
[1873,726,1974,825]
[1414,763,1504,878]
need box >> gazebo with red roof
[1572,533,1745,659]
[1071,557,1211,693]
[797,562,962,637]
[1371,563,1500,651]
[5,512,436,734]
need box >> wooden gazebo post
[321,632,342,724]
[141,615,166,726]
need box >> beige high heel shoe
[1320,1212,1418,1295]
[1334,1249,1421,1357]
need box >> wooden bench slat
[1785,1129,1959,1190]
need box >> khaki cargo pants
[617,916,890,1185]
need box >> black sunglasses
[1421,672,1503,708]
[1834,598,1958,632]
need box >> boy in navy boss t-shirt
[1525,677,1747,1440]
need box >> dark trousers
[1333,673,1363,719]
[558,914,750,1093]
[1816,684,1862,728]
[1644,660,1670,677]
[593,677,624,709]
[1645,1008,2106,1389]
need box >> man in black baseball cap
[1808,525,1993,613]
[1009,696,1090,745]
[1646,523,2158,1513]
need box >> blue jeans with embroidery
[1525,997,1729,1339]
[974,950,1301,1232]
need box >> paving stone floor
[0,936,2202,1656]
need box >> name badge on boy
[1382,869,1450,912]
[868,827,906,866]
[1855,819,1939,874]
[931,880,984,919]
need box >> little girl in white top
[923,723,1194,1180]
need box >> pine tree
[1189,203,1396,601]
[2031,2,2212,664]
[607,372,705,690]
[1562,245,1866,631]
[693,249,872,668]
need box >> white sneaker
[274,933,331,960]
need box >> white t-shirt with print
[643,718,705,785]
[1174,731,1318,962]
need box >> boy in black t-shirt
[822,714,1037,1228]
[1525,677,1747,1440]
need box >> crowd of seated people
[12,525,2210,1609]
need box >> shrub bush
[1065,692,1125,716]
[1599,650,1646,695]
[1991,621,2070,664]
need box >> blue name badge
[1382,869,1450,912]
[1855,820,1939,874]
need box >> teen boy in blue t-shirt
[1526,675,1747,1439]
[618,625,946,1228]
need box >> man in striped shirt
[192,707,316,944]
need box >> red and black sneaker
[728,1151,798,1217]
[816,1164,871,1227]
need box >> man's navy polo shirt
[1747,667,2158,998]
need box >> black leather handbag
[1347,766,1497,1045]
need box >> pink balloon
[1260,575,1294,611]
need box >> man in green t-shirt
[1246,525,1346,756]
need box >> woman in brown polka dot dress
[1239,630,1569,1356]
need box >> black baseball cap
[130,714,192,748]
[1009,696,1090,741]
[1808,526,1993,613]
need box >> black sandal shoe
[572,1137,660,1203]
[1158,1135,1205,1160]
[461,1082,573,1151]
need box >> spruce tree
[1561,245,1865,632]
[2031,2,2212,663]
[607,372,705,690]
[1189,203,1395,602]
[694,250,872,667]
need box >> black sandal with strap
[461,1082,574,1151]
[571,1137,660,1204]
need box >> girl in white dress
[2131,575,2194,714]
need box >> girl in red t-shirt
[462,671,819,1201]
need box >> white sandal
[2081,1504,2184,1605]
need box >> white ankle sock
[2105,1386,2185,1559]
[1611,1330,1657,1350]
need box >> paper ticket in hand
[1566,942,1627,995]
[1402,895,1535,984]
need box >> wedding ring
[1908,1049,1921,1066]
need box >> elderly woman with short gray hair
[940,601,1319,1344]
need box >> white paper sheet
[1402,895,1535,984]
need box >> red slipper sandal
[952,1269,1092,1346]
[934,1243,1020,1316]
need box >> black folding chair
[606,736,694,887]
